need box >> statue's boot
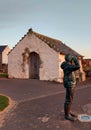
[70,112,78,118]
[64,103,77,121]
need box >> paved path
[0,78,91,130]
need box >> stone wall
[58,54,65,82]
[79,59,86,81]
[8,33,59,82]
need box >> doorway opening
[29,52,40,79]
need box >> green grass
[0,73,8,78]
[0,95,9,111]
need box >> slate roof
[29,29,82,57]
[9,28,83,57]
[0,45,7,53]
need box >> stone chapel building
[8,28,86,82]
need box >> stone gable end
[8,33,59,82]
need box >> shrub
[0,73,8,78]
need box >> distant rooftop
[0,45,7,53]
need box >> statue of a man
[61,54,80,121]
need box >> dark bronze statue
[61,54,80,121]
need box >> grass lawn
[0,95,9,111]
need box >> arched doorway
[29,52,40,79]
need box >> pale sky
[0,0,91,58]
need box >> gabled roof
[9,28,83,57]
[0,45,7,53]
[29,29,82,57]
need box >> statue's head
[65,54,72,62]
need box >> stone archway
[29,52,40,79]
